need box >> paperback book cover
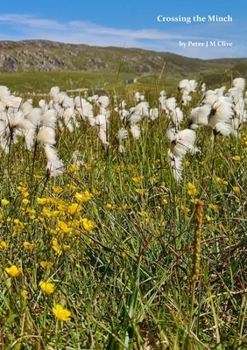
[0,1,247,349]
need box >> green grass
[0,71,144,94]
[0,77,247,349]
[0,67,237,96]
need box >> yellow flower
[13,220,25,233]
[22,198,30,205]
[37,197,50,205]
[233,156,241,161]
[33,174,42,180]
[52,238,62,255]
[39,281,55,295]
[190,198,200,204]
[63,244,71,251]
[5,265,22,277]
[75,191,92,203]
[119,204,128,211]
[23,242,35,250]
[81,218,96,232]
[40,261,53,270]
[206,215,213,222]
[215,177,228,186]
[27,208,36,215]
[84,164,91,171]
[69,219,80,228]
[52,304,71,321]
[209,204,219,211]
[52,186,63,194]
[17,185,27,193]
[138,211,148,218]
[1,199,10,206]
[22,191,29,198]
[57,220,73,235]
[187,182,197,196]
[65,184,77,191]
[135,189,147,195]
[0,241,7,249]
[42,207,60,218]
[21,290,28,299]
[105,203,113,210]
[92,188,100,196]
[132,176,144,183]
[69,164,80,172]
[67,203,83,215]
[180,205,191,214]
[233,186,240,194]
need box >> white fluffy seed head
[0,85,10,100]
[43,144,59,161]
[37,127,56,146]
[149,108,159,121]
[208,96,234,128]
[170,129,196,157]
[47,159,64,177]
[201,90,218,105]
[127,102,149,125]
[49,86,60,99]
[166,125,178,141]
[171,107,183,127]
[165,97,177,112]
[116,128,128,143]
[232,77,245,91]
[41,109,58,128]
[26,108,43,126]
[177,79,189,92]
[21,101,33,114]
[97,95,110,108]
[167,150,183,183]
[189,104,211,128]
[213,122,233,136]
[129,124,141,139]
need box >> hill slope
[1,39,247,77]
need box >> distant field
[0,71,131,93]
[0,71,180,99]
[0,69,238,98]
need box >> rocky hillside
[1,40,247,76]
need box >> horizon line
[1,38,247,61]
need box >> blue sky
[0,0,246,59]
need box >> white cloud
[0,14,66,30]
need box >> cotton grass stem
[211,133,216,180]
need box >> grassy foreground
[0,80,247,349]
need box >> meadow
[0,73,247,350]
